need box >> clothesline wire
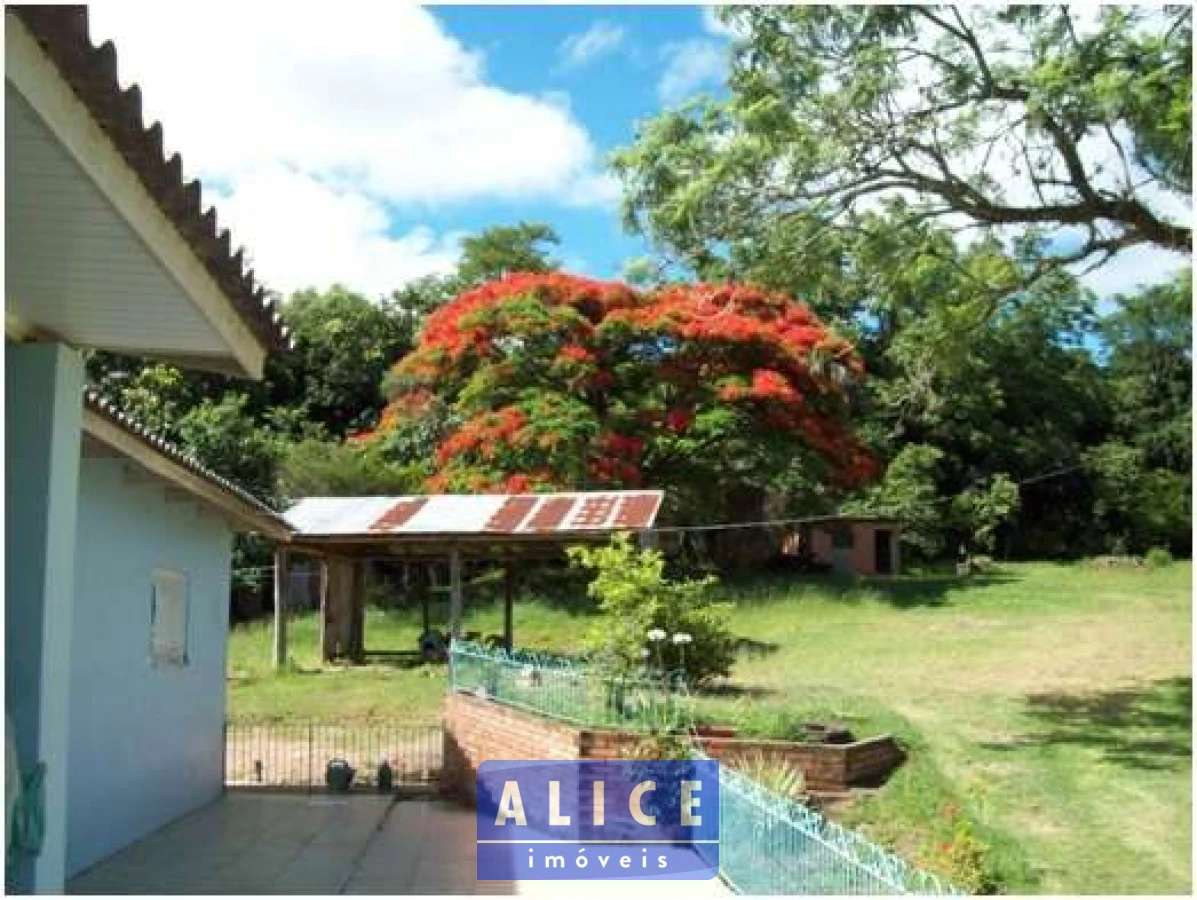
[232,463,1083,574]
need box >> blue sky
[88,4,1186,304]
[425,5,720,277]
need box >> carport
[271,491,664,667]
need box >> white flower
[639,647,652,658]
[647,628,667,642]
[672,632,693,645]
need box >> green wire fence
[449,639,689,732]
[712,754,958,894]
[449,640,959,895]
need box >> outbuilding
[782,516,902,576]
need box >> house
[782,516,902,576]
[5,7,291,891]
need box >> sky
[87,3,1187,305]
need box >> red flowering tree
[361,272,877,518]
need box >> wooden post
[318,556,331,662]
[349,560,366,663]
[503,564,515,652]
[449,548,463,641]
[272,546,289,669]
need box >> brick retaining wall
[441,692,904,799]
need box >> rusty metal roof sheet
[9,5,291,353]
[284,491,665,539]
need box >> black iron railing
[224,722,442,791]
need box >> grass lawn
[228,561,1191,894]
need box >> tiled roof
[10,6,291,353]
[285,492,665,539]
[83,388,288,529]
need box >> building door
[874,529,894,575]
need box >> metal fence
[224,723,442,792]
[448,639,957,895]
[449,639,689,732]
[712,755,958,895]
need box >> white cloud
[1073,243,1190,301]
[86,4,615,295]
[658,40,727,104]
[560,171,624,208]
[212,165,463,298]
[560,21,626,69]
[701,7,740,39]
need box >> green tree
[273,285,418,438]
[276,438,423,501]
[1084,270,1192,553]
[614,5,1191,286]
[455,222,560,288]
[365,272,877,531]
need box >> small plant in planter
[730,751,808,803]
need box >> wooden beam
[449,548,463,642]
[272,546,289,669]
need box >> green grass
[228,560,1192,894]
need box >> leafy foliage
[276,438,424,501]
[455,221,560,288]
[728,751,807,801]
[1144,547,1175,569]
[276,286,419,438]
[615,6,1190,281]
[364,271,877,521]
[567,534,735,685]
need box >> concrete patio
[67,793,732,896]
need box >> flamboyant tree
[362,272,877,520]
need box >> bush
[1145,547,1175,568]
[567,534,736,685]
[277,437,424,499]
[728,751,807,801]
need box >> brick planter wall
[441,692,905,800]
[442,691,581,802]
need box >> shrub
[568,533,736,685]
[728,751,807,801]
[918,809,1002,894]
[1145,547,1174,568]
[619,731,696,761]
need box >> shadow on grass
[720,570,1019,610]
[980,676,1192,771]
[733,636,780,659]
[697,682,778,700]
[361,650,437,670]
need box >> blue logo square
[476,759,720,880]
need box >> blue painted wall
[66,456,232,877]
[5,342,84,893]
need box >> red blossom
[375,271,876,494]
[665,409,694,432]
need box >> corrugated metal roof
[10,6,291,353]
[83,388,289,534]
[284,491,664,538]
